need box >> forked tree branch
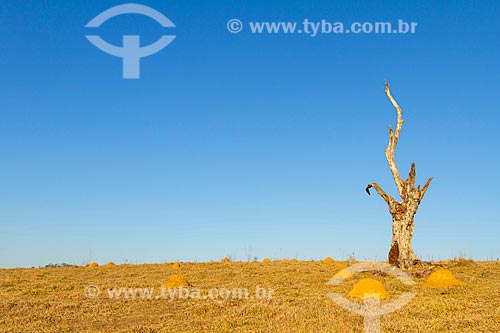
[366,83,433,210]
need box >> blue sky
[1,0,499,267]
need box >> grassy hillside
[1,260,499,332]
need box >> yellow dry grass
[105,262,116,267]
[348,278,387,299]
[221,257,231,263]
[0,261,498,332]
[421,269,465,288]
[171,262,181,269]
[262,258,271,263]
[334,262,348,269]
[86,262,99,268]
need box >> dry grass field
[0,259,499,332]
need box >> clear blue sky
[1,0,499,268]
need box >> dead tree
[365,83,433,269]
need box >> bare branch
[398,162,417,199]
[407,162,416,181]
[385,83,404,139]
[420,177,433,199]
[366,182,394,206]
[384,82,405,198]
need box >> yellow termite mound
[348,278,387,300]
[322,257,334,264]
[422,269,464,288]
[333,269,353,280]
[165,274,192,288]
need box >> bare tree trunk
[366,83,432,269]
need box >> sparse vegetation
[0,260,498,332]
[44,263,77,268]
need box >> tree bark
[366,83,433,269]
